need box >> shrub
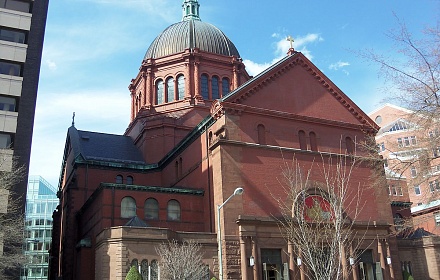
[125,266,142,280]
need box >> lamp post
[217,187,244,280]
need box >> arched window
[177,75,185,100]
[116,175,123,184]
[222,77,230,96]
[121,197,136,218]
[208,131,213,146]
[150,259,159,280]
[211,76,219,99]
[309,132,317,151]
[156,79,164,105]
[257,124,266,145]
[144,198,159,220]
[167,200,181,221]
[346,136,354,154]
[126,176,133,185]
[130,259,138,269]
[166,77,174,102]
[201,74,209,99]
[298,130,306,150]
[141,260,148,279]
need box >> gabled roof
[378,118,417,134]
[218,52,378,131]
[67,126,145,164]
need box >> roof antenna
[72,112,75,127]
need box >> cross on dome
[182,0,201,21]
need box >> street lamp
[217,187,244,280]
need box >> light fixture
[386,257,392,265]
[217,187,244,280]
[349,257,355,266]
[249,256,255,267]
[297,257,302,266]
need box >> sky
[30,0,440,187]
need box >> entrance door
[263,263,281,280]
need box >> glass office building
[21,176,58,280]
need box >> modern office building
[22,176,58,280]
[0,0,49,196]
[0,1,49,276]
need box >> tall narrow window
[222,77,230,96]
[345,136,354,154]
[175,160,179,179]
[121,197,136,218]
[211,76,219,99]
[309,132,317,151]
[150,260,159,280]
[298,130,306,150]
[179,157,183,178]
[144,198,159,220]
[410,166,417,178]
[166,77,174,102]
[201,74,209,99]
[177,75,185,100]
[156,79,164,104]
[257,124,266,145]
[141,260,149,280]
[167,200,181,221]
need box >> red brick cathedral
[50,1,402,279]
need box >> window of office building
[0,0,31,13]
[0,60,21,76]
[0,133,12,148]
[0,27,26,44]
[0,96,16,112]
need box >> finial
[286,35,295,55]
[182,0,201,21]
[72,112,75,127]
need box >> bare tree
[0,151,26,278]
[361,16,440,234]
[276,154,371,280]
[155,239,208,280]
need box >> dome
[144,20,240,59]
[145,0,240,60]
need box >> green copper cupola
[182,0,201,21]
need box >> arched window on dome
[166,77,175,102]
[211,76,219,99]
[222,77,230,96]
[201,74,209,99]
[156,79,164,105]
[177,75,185,100]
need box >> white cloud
[243,33,324,76]
[329,61,350,70]
[45,59,57,71]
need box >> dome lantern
[182,0,201,21]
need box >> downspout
[111,186,115,226]
[206,129,213,232]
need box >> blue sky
[30,0,440,187]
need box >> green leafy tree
[125,265,142,280]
